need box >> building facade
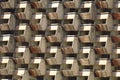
[0,0,120,80]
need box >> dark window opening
[67,77,76,80]
[101,54,110,58]
[81,8,90,12]
[80,31,89,35]
[37,76,44,80]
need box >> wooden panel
[96,1,108,8]
[111,36,120,43]
[46,36,58,42]
[30,46,41,53]
[29,69,37,76]
[79,36,91,43]
[47,13,58,19]
[31,2,43,8]
[112,59,120,66]
[62,47,74,54]
[112,13,120,20]
[64,1,75,8]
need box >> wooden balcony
[0,57,14,75]
[112,58,120,66]
[94,35,112,54]
[113,70,120,77]
[63,0,81,8]
[0,0,16,9]
[113,47,120,54]
[79,1,96,20]
[16,1,32,20]
[61,58,79,76]
[111,48,120,66]
[0,34,14,53]
[46,46,63,65]
[96,0,114,9]
[79,24,95,43]
[31,0,49,9]
[62,36,79,54]
[46,69,63,80]
[0,12,15,30]
[112,12,120,20]
[15,23,31,42]
[47,1,63,20]
[78,47,95,65]
[14,68,29,80]
[96,13,113,31]
[63,12,80,31]
[14,46,31,64]
[29,57,46,76]
[30,12,48,31]
[95,59,112,77]
[111,25,120,43]
[79,69,95,80]
[112,1,120,20]
[30,35,46,53]
[112,36,120,43]
[46,24,63,42]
